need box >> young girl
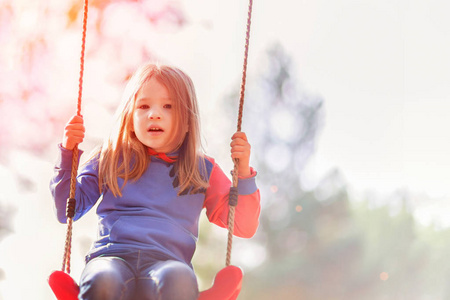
[50,63,260,300]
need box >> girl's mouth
[148,127,164,132]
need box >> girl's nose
[148,108,161,119]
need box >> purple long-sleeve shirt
[50,145,260,265]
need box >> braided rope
[77,0,89,117]
[61,0,89,274]
[226,0,253,267]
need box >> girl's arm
[50,115,100,223]
[204,132,261,238]
[203,161,260,238]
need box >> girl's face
[133,77,182,153]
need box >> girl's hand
[230,131,252,177]
[62,115,85,150]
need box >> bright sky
[168,0,450,199]
[267,0,450,228]
[180,0,450,223]
[294,0,450,200]
[2,0,450,299]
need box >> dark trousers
[79,250,199,300]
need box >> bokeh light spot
[270,185,278,193]
[380,272,389,281]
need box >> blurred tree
[194,43,450,300]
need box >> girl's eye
[164,104,172,109]
[139,104,149,109]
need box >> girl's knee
[80,271,123,299]
[79,258,135,300]
[155,261,199,300]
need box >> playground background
[1,1,450,299]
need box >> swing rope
[226,0,253,267]
[51,1,254,299]
[61,0,89,275]
[59,0,253,275]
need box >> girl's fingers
[231,131,248,141]
[65,123,85,134]
[230,136,251,146]
[231,132,252,177]
[231,144,251,161]
[231,142,251,153]
[231,153,248,160]
[65,117,85,133]
[68,115,84,123]
[231,145,249,153]
[231,132,251,159]
[62,115,85,150]
[230,138,247,147]
[65,127,85,134]
[66,131,85,139]
[66,120,84,128]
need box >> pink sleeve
[203,158,261,238]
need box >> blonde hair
[97,63,208,197]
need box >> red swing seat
[50,0,252,298]
[49,265,243,300]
